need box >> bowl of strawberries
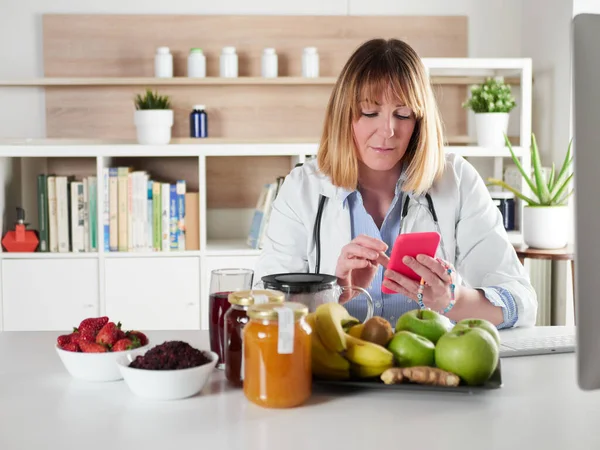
[55,316,150,382]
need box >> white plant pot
[522,206,569,249]
[134,110,174,145]
[475,112,509,147]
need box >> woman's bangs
[354,65,424,119]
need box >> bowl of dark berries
[55,316,150,382]
[115,340,218,400]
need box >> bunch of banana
[306,312,350,380]
[308,303,395,380]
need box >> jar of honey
[224,289,285,386]
[243,302,311,408]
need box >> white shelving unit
[0,57,533,332]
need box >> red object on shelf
[1,207,39,252]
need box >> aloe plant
[487,134,573,206]
[134,89,172,110]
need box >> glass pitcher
[256,273,374,320]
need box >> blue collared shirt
[339,181,519,330]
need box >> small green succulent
[462,77,517,113]
[134,89,172,110]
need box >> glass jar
[243,302,312,408]
[224,289,285,386]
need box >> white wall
[573,0,600,15]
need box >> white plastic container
[155,46,173,78]
[261,48,278,78]
[220,46,238,78]
[187,48,206,78]
[302,47,319,78]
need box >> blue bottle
[190,105,208,138]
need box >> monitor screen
[573,13,600,391]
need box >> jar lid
[303,47,317,53]
[228,289,285,306]
[490,191,515,199]
[157,46,170,54]
[193,104,205,111]
[190,48,203,53]
[222,46,236,54]
[248,302,308,321]
[261,272,337,294]
[263,47,276,54]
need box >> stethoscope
[313,192,449,274]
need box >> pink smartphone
[382,231,441,294]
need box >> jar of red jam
[224,289,285,385]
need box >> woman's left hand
[382,254,460,312]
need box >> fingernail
[403,256,412,264]
[370,252,378,259]
[417,254,426,262]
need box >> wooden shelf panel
[0,141,527,158]
[0,75,520,87]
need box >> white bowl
[55,343,150,382]
[115,347,218,400]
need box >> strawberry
[126,330,148,346]
[75,317,109,343]
[79,341,107,353]
[95,322,122,347]
[57,334,72,348]
[112,338,141,352]
[62,342,80,352]
[57,331,82,350]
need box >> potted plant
[462,77,517,148]
[487,134,573,249]
[133,89,173,145]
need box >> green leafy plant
[487,134,573,206]
[134,89,172,110]
[462,77,517,113]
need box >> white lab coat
[255,153,538,328]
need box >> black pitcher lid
[261,273,337,294]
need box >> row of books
[247,176,285,250]
[36,170,199,253]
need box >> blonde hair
[317,38,446,195]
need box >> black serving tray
[313,360,503,394]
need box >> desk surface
[0,326,597,450]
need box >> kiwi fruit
[360,316,394,347]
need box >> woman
[255,38,537,329]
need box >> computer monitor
[572,13,600,391]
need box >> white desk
[0,326,597,450]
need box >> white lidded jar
[188,48,206,78]
[261,48,278,78]
[302,47,319,78]
[220,46,238,78]
[155,46,173,78]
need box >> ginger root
[380,366,461,387]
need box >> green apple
[387,331,435,367]
[395,309,453,344]
[435,327,499,386]
[453,318,501,348]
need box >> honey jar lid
[228,289,285,306]
[247,302,309,321]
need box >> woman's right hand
[335,235,389,293]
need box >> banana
[343,333,395,367]
[306,313,350,372]
[313,360,351,380]
[351,362,394,379]
[347,323,365,339]
[342,318,361,331]
[315,303,357,352]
